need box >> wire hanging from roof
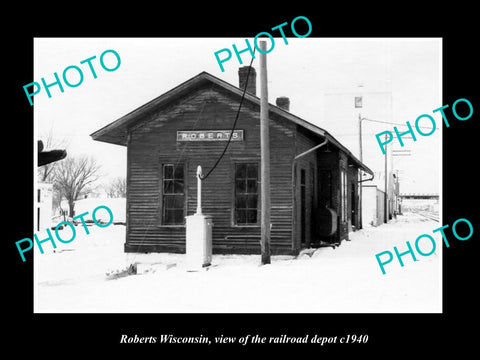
[199,48,256,181]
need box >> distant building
[362,185,385,227]
[388,171,400,219]
[398,193,439,215]
[399,193,439,200]
[362,170,400,226]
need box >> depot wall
[125,84,297,254]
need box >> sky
[34,37,441,194]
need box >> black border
[6,5,478,355]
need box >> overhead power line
[361,117,434,130]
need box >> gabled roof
[90,71,373,175]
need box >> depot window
[162,163,185,225]
[234,163,259,225]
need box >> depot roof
[90,71,373,175]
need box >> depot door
[300,168,306,245]
[299,165,316,247]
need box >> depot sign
[177,130,244,142]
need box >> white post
[259,40,271,265]
[197,165,202,215]
[186,165,212,271]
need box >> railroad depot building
[91,67,373,255]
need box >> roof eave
[90,71,373,175]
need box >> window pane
[247,163,257,178]
[174,165,184,179]
[236,179,246,193]
[236,164,246,179]
[164,209,174,224]
[236,194,247,209]
[164,164,174,179]
[171,209,184,224]
[164,195,174,209]
[164,180,174,193]
[164,194,184,209]
[174,180,184,194]
[246,210,257,224]
[247,179,257,193]
[246,194,257,209]
[236,209,246,224]
[164,209,184,225]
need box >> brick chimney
[238,66,256,95]
[276,96,290,111]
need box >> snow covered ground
[34,212,442,313]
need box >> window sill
[157,224,186,228]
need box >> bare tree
[105,177,126,198]
[52,155,102,217]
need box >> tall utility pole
[358,113,363,229]
[259,40,271,265]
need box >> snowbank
[34,212,441,313]
[71,197,126,223]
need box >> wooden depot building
[91,66,374,255]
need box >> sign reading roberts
[177,130,244,142]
